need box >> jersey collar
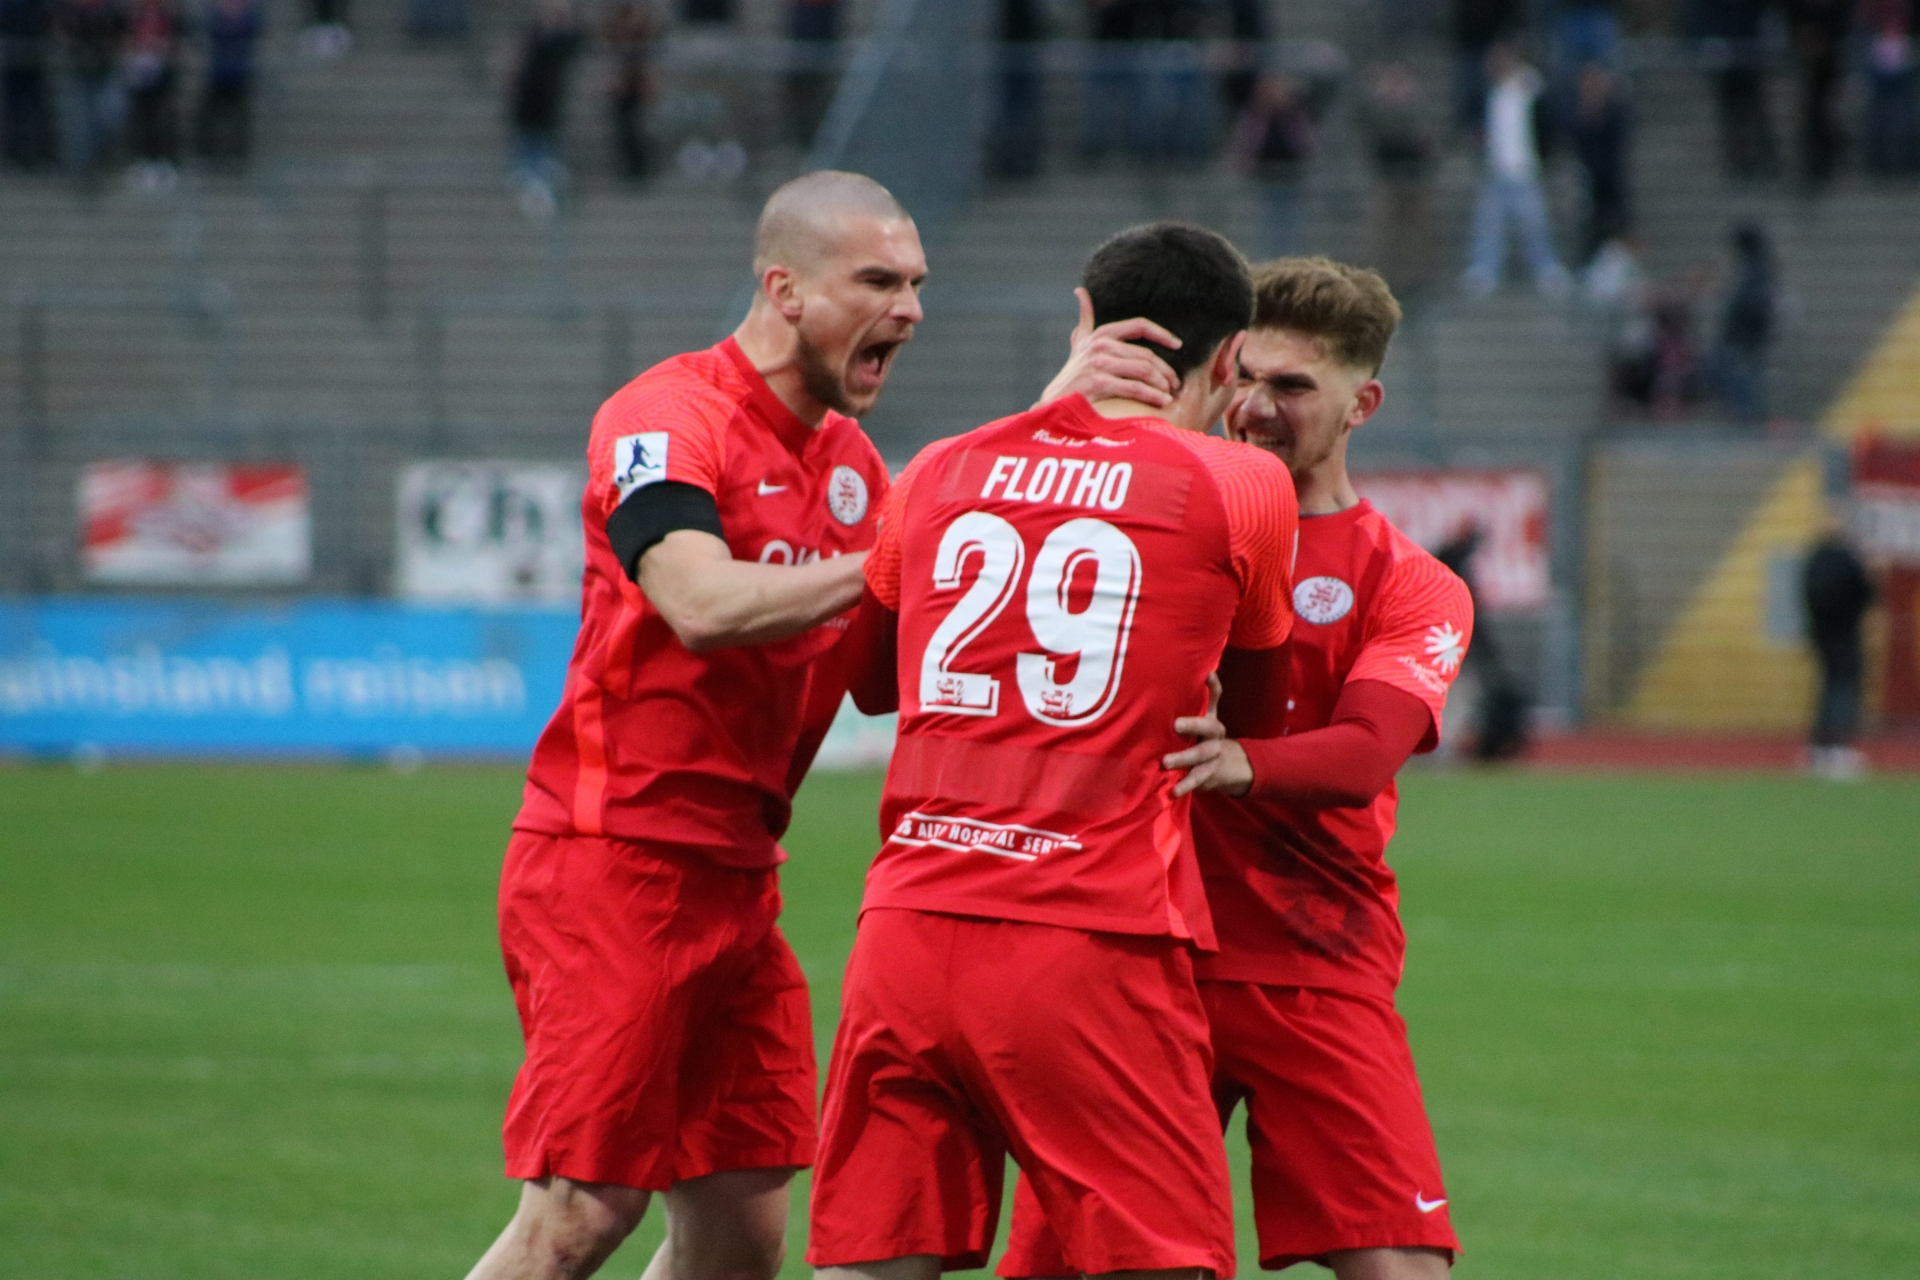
[719,336,830,459]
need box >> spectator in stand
[679,0,729,21]
[300,0,349,59]
[1691,0,1780,179]
[1361,60,1440,297]
[1788,0,1851,189]
[986,0,1044,179]
[508,0,585,218]
[1136,0,1211,165]
[1218,0,1266,119]
[1450,0,1524,131]
[194,0,260,166]
[604,0,653,180]
[1569,60,1632,263]
[1232,71,1316,257]
[785,0,837,149]
[55,0,127,184]
[1,0,58,169]
[122,0,181,190]
[1803,515,1876,779]
[1463,42,1571,298]
[1711,221,1777,422]
[1861,0,1920,175]
[1081,0,1142,162]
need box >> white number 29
[918,513,1143,726]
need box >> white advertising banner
[1354,468,1552,610]
[397,462,585,604]
[80,461,311,586]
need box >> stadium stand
[4,0,1919,742]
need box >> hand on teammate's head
[1035,287,1183,409]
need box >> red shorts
[497,831,817,1191]
[808,908,1236,1276]
[1001,982,1458,1274]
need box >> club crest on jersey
[827,465,869,526]
[1424,622,1466,674]
[1294,575,1355,625]
[612,432,669,500]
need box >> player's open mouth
[851,340,900,389]
[1236,425,1290,455]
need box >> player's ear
[1349,377,1385,430]
[1212,331,1247,388]
[762,264,804,321]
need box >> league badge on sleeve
[613,433,670,500]
[827,465,869,526]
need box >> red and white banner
[80,461,311,586]
[1353,468,1551,610]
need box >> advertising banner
[396,462,585,604]
[81,461,310,586]
[1354,468,1552,610]
[1851,436,1920,724]
[0,598,576,756]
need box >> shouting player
[808,222,1300,1280]
[1002,257,1474,1280]
[468,169,1193,1280]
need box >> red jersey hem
[858,895,1212,948]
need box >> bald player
[467,172,1187,1280]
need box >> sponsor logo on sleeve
[1293,575,1355,625]
[612,432,669,500]
[827,464,869,526]
[1423,621,1465,674]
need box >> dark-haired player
[1001,257,1474,1280]
[806,223,1300,1280]
[469,171,1179,1280]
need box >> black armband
[605,481,725,582]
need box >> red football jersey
[513,337,891,866]
[1193,500,1473,997]
[861,395,1298,946]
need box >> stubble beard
[794,329,859,417]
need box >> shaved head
[753,170,912,276]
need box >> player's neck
[1296,459,1361,516]
[731,311,831,429]
[1087,383,1215,433]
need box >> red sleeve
[586,377,730,523]
[1209,442,1299,650]
[842,585,900,715]
[1215,642,1290,739]
[863,438,953,610]
[1238,679,1432,809]
[1346,550,1475,751]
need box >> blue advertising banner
[0,597,579,756]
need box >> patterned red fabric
[513,337,890,866]
[1194,500,1473,996]
[860,394,1298,945]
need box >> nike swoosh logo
[757,481,787,495]
[1415,1194,1447,1213]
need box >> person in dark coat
[1,0,57,167]
[122,0,181,187]
[1712,220,1776,422]
[1690,0,1781,178]
[194,0,261,165]
[508,0,584,213]
[1450,0,1524,130]
[1803,519,1876,777]
[603,0,653,180]
[1860,0,1919,175]
[1569,60,1632,263]
[55,0,127,180]
[986,0,1044,178]
[1787,0,1852,188]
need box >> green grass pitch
[1,763,1916,1278]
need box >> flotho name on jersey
[979,455,1134,510]
[612,432,669,500]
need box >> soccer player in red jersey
[469,169,1195,1280]
[807,223,1301,1280]
[1000,258,1475,1280]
